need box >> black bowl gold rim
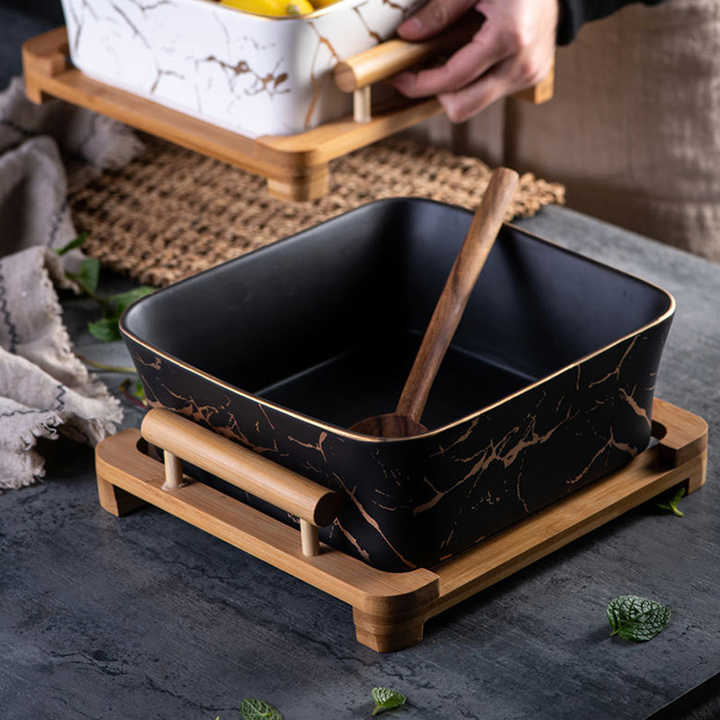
[120,208,675,445]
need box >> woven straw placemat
[69,136,565,287]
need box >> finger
[397,0,477,41]
[438,56,514,123]
[392,29,508,98]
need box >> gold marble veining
[458,408,576,478]
[126,0,173,13]
[381,0,410,13]
[258,403,276,430]
[334,517,371,561]
[568,427,636,486]
[132,352,162,370]
[332,472,415,568]
[198,54,290,98]
[587,337,637,389]
[619,387,651,428]
[151,68,185,93]
[415,408,577,514]
[303,20,340,129]
[515,469,529,513]
[160,386,287,456]
[287,432,328,462]
[430,417,479,457]
[352,6,381,42]
[67,0,98,52]
[111,1,152,48]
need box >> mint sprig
[85,285,155,342]
[607,595,671,642]
[57,233,154,342]
[240,698,283,720]
[87,317,121,343]
[656,486,686,517]
[371,687,407,716]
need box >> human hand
[392,0,558,122]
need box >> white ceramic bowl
[60,0,422,137]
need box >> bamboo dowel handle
[395,167,519,422]
[141,408,342,529]
[334,21,480,92]
[334,22,554,104]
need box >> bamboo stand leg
[97,476,146,517]
[352,607,427,653]
[25,75,49,105]
[22,27,69,105]
[653,398,708,495]
[266,164,330,202]
[686,454,708,494]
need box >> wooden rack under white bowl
[23,26,553,201]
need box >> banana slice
[222,0,314,17]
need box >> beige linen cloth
[0,77,143,488]
[408,0,720,262]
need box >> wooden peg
[141,408,342,557]
[300,519,320,556]
[162,449,184,490]
[353,86,372,123]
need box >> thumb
[398,0,477,41]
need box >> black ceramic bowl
[122,199,674,572]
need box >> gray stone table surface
[1,205,719,720]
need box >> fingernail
[439,94,463,123]
[398,17,422,36]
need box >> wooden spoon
[351,167,520,438]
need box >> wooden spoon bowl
[350,167,520,438]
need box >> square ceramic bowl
[59,0,421,136]
[122,199,674,571]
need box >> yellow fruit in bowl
[221,0,314,16]
[310,0,342,7]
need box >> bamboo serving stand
[22,26,553,201]
[96,397,707,652]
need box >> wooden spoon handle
[395,167,520,422]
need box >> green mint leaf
[88,317,121,343]
[78,257,101,294]
[119,378,148,409]
[656,486,685,517]
[108,286,155,316]
[240,698,283,720]
[134,379,146,402]
[607,595,671,642]
[371,687,407,716]
[56,232,87,256]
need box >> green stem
[78,355,136,374]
